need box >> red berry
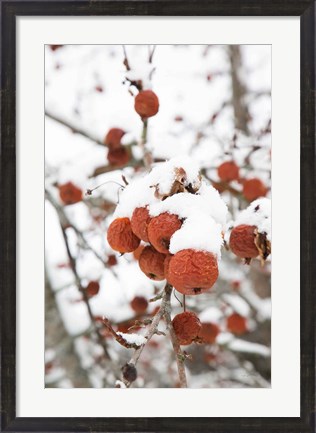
[104,128,125,150]
[86,281,100,297]
[107,218,140,253]
[134,90,159,118]
[59,182,83,205]
[166,249,219,295]
[107,255,117,267]
[163,254,173,276]
[172,311,202,345]
[217,161,239,182]
[198,322,220,344]
[133,244,145,261]
[130,296,148,314]
[107,146,130,166]
[147,213,182,254]
[226,313,248,335]
[131,207,151,242]
[138,246,166,281]
[229,224,259,259]
[243,178,267,201]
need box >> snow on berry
[113,176,158,219]
[149,156,202,199]
[169,213,223,258]
[110,157,227,275]
[196,182,228,227]
[113,156,206,219]
[229,198,271,263]
[233,198,271,241]
[149,183,227,228]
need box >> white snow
[149,183,227,228]
[113,175,158,218]
[197,181,228,227]
[169,213,223,257]
[228,339,271,357]
[115,380,127,388]
[149,156,201,196]
[233,198,271,241]
[199,307,223,324]
[221,293,251,317]
[116,332,147,346]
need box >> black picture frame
[1,1,315,432]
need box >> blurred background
[45,44,271,388]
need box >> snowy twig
[58,221,110,360]
[102,318,146,349]
[121,284,172,387]
[45,189,109,267]
[120,284,188,388]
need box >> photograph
[44,44,271,389]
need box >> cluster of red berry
[172,310,248,347]
[104,89,159,167]
[107,201,219,297]
[217,160,267,201]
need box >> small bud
[122,363,137,383]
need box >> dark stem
[59,222,110,359]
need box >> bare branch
[45,188,109,266]
[45,111,105,147]
[121,284,173,387]
[228,45,250,134]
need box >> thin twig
[58,221,110,359]
[139,119,153,169]
[45,189,109,266]
[122,284,173,387]
[45,111,105,147]
[148,45,156,63]
[163,290,188,388]
[122,45,131,71]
